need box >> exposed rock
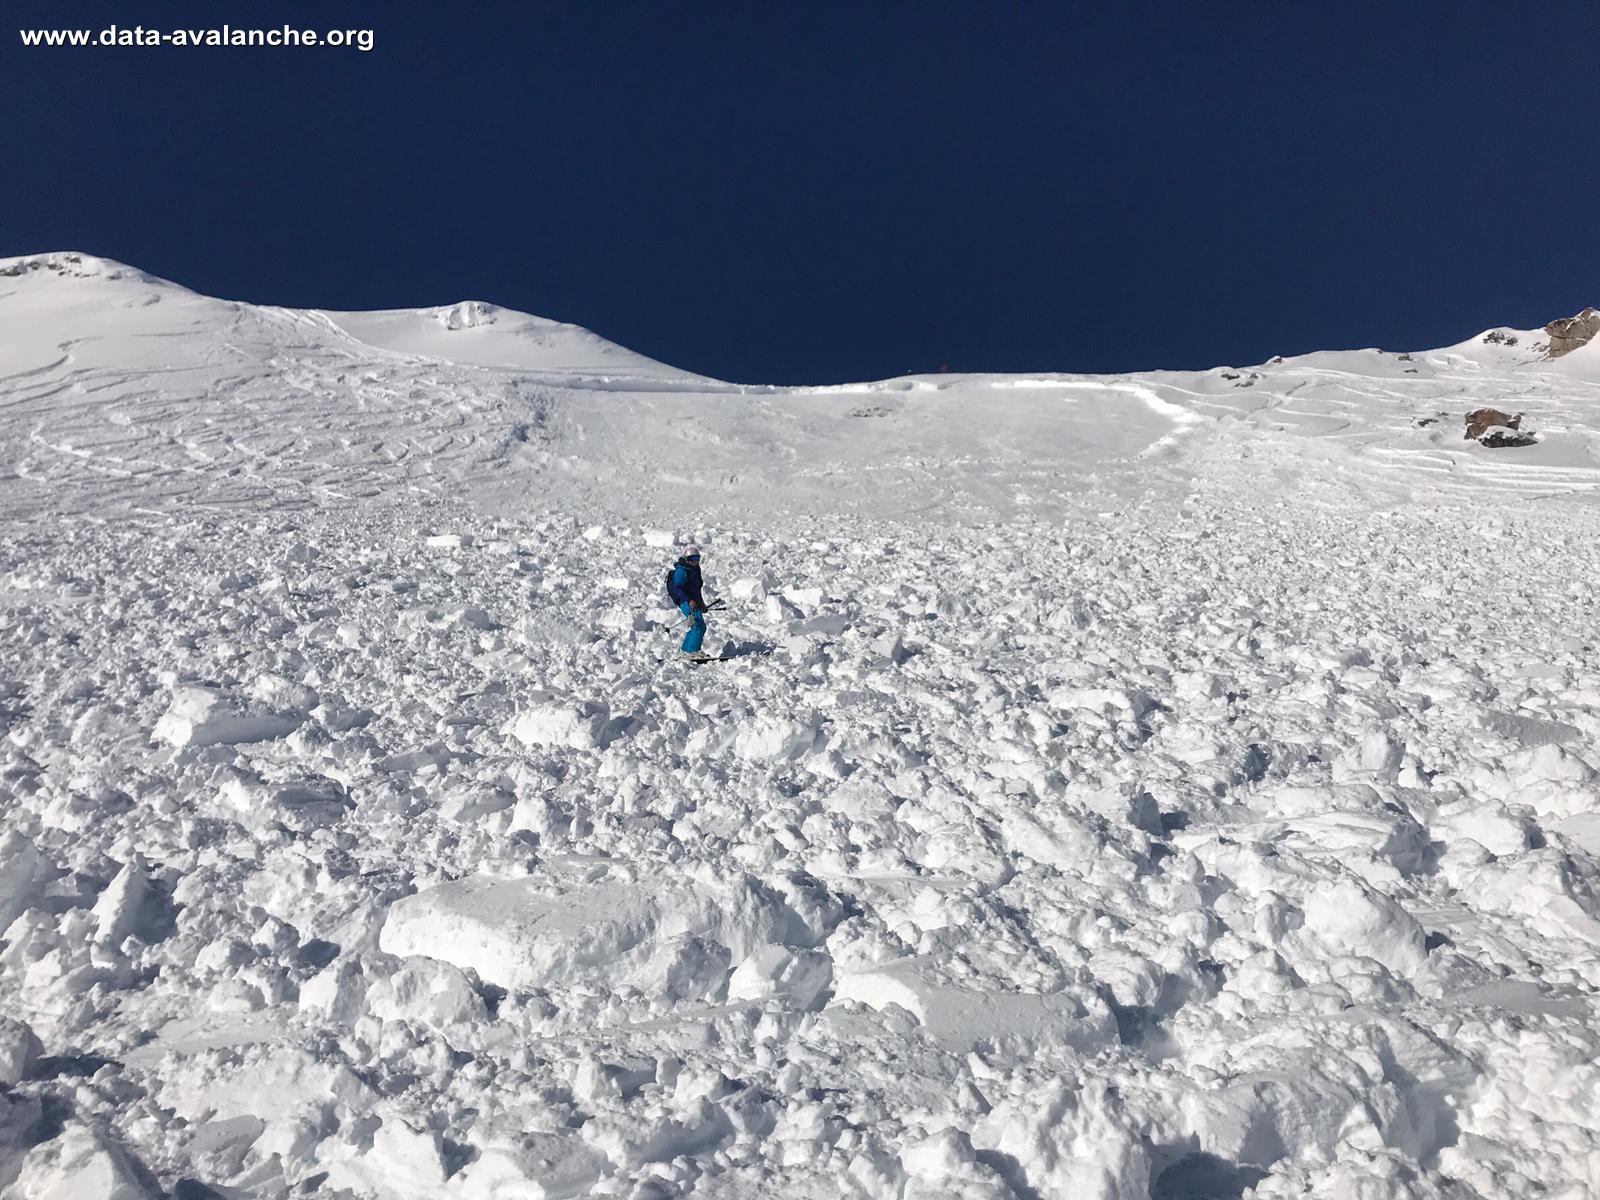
[1545,307,1600,358]
[1480,427,1537,448]
[1462,408,1536,448]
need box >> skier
[667,545,711,662]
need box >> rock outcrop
[1545,308,1600,358]
[1464,408,1536,448]
[1480,426,1537,448]
[1464,408,1520,440]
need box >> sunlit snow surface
[2,252,1599,1199]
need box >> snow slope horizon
[10,249,1600,389]
[5,249,1600,526]
[3,250,1600,1200]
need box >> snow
[2,250,1600,1197]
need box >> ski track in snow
[2,253,1599,1199]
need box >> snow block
[734,714,825,763]
[901,1128,1014,1200]
[299,958,367,1023]
[366,956,487,1031]
[0,831,45,931]
[632,933,732,1004]
[323,1118,447,1200]
[150,1044,374,1132]
[971,1083,1151,1200]
[379,872,798,994]
[1431,799,1538,857]
[1047,686,1156,721]
[0,1015,43,1086]
[508,700,611,751]
[1479,708,1581,749]
[831,956,1117,1054]
[452,1132,606,1199]
[587,1097,734,1170]
[1296,877,1427,976]
[248,672,320,716]
[763,594,802,624]
[1459,850,1600,946]
[727,945,833,1010]
[91,858,148,947]
[10,1122,152,1200]
[1332,730,1405,782]
[153,685,301,748]
[217,772,352,830]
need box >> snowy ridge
[2,254,1600,1199]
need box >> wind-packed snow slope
[2,251,1600,1200]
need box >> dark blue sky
[4,1,1597,383]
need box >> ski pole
[671,598,725,627]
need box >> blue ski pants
[679,601,706,653]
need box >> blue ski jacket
[667,559,705,608]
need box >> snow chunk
[1333,730,1405,781]
[1504,743,1600,822]
[0,1015,43,1086]
[323,1118,447,1200]
[971,1083,1150,1200]
[1297,877,1427,976]
[10,1122,152,1200]
[1047,685,1156,721]
[247,672,319,715]
[586,1097,734,1170]
[453,1132,606,1198]
[1460,850,1600,945]
[153,685,301,748]
[299,959,367,1022]
[763,594,802,624]
[1480,708,1581,748]
[734,713,825,763]
[367,956,487,1032]
[91,858,148,948]
[902,1128,1014,1199]
[217,772,352,831]
[152,1044,373,1129]
[507,699,610,750]
[0,831,46,931]
[1433,799,1539,857]
[831,956,1117,1053]
[726,945,833,1010]
[379,871,799,994]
